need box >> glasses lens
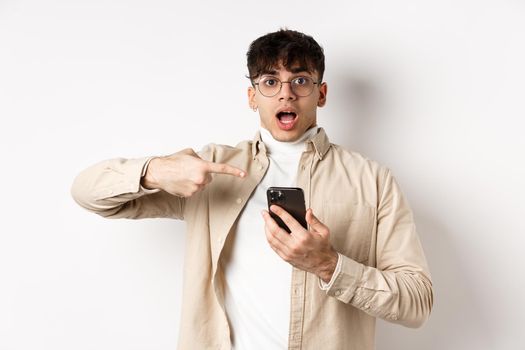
[258,77,280,97]
[291,76,314,96]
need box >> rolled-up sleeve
[71,156,184,220]
[321,169,433,328]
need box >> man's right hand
[141,148,246,197]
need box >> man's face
[248,64,327,142]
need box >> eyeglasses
[253,76,320,97]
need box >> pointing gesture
[142,148,245,197]
[205,159,245,177]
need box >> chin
[272,129,302,142]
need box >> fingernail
[240,171,245,178]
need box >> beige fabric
[71,128,433,350]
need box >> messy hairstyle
[246,29,325,83]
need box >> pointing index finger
[205,161,246,178]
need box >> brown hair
[246,29,325,83]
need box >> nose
[278,82,297,101]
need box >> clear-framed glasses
[253,76,320,97]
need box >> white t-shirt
[222,127,318,350]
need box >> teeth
[278,111,296,116]
[277,111,297,125]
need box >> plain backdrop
[1,0,524,349]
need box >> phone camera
[270,190,285,203]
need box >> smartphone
[266,187,307,233]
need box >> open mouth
[276,111,298,130]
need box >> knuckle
[194,174,207,185]
[290,245,302,256]
[297,236,308,246]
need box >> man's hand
[142,148,245,197]
[261,205,339,283]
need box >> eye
[294,77,308,85]
[263,78,278,87]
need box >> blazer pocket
[321,203,374,264]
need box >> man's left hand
[261,205,339,283]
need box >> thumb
[306,208,328,236]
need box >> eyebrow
[263,66,310,75]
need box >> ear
[317,82,327,107]
[248,86,257,109]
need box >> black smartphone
[266,187,307,233]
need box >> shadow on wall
[327,73,389,160]
[332,76,494,349]
[376,213,494,349]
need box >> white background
[1,0,524,349]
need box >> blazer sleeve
[71,156,185,220]
[321,168,434,328]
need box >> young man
[72,29,433,350]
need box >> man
[72,29,433,350]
